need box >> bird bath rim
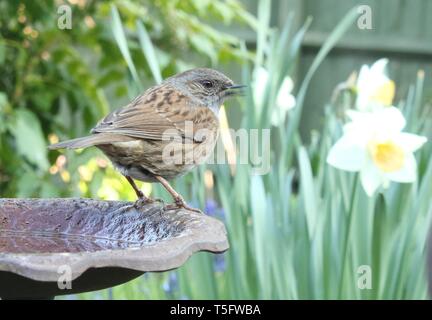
[0,198,229,283]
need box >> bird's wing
[91,84,218,142]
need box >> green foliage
[2,0,432,301]
[0,0,254,197]
[9,109,49,170]
[70,1,432,300]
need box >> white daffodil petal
[327,136,365,172]
[276,77,295,111]
[360,160,384,196]
[271,107,286,126]
[253,66,269,105]
[386,153,417,183]
[346,110,368,122]
[279,76,294,94]
[376,107,406,132]
[370,58,389,76]
[254,66,269,83]
[276,92,295,111]
[356,65,369,90]
[346,107,407,142]
[397,132,427,152]
[356,58,392,111]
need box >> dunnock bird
[49,68,244,212]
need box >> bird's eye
[201,80,213,89]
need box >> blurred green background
[1,0,432,299]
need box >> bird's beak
[223,84,247,97]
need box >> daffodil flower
[252,66,296,126]
[356,58,395,111]
[327,107,427,196]
[272,76,296,126]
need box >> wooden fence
[241,0,432,139]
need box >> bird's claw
[163,197,202,213]
[134,196,163,208]
[153,198,164,204]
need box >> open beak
[223,84,247,97]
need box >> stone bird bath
[0,198,228,299]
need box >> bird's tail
[48,133,133,150]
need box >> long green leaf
[110,5,141,86]
[136,20,162,84]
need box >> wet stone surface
[0,198,192,253]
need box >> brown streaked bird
[49,68,245,213]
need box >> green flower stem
[338,173,359,298]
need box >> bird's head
[166,68,245,111]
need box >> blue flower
[205,199,218,216]
[213,253,226,273]
[162,272,178,295]
[205,199,225,221]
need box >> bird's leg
[124,175,164,208]
[154,175,201,213]
[124,175,150,202]
[125,175,144,198]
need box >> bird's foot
[134,196,164,208]
[163,196,202,214]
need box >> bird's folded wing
[91,85,218,143]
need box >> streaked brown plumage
[49,68,244,212]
